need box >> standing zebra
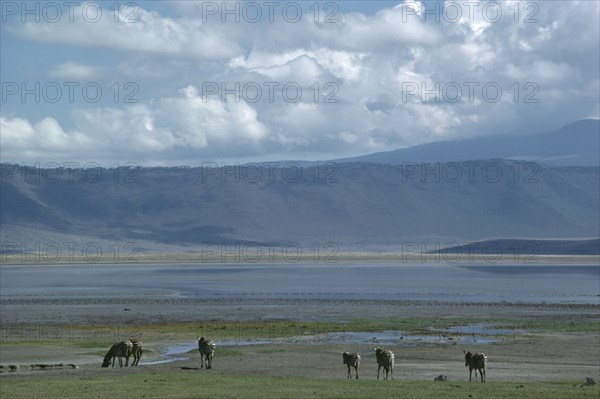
[342,352,361,379]
[197,337,216,369]
[374,347,395,380]
[464,350,487,382]
[129,339,143,366]
[102,341,133,368]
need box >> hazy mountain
[434,238,600,256]
[332,119,600,166]
[1,160,598,253]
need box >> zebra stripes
[129,339,143,367]
[374,347,395,380]
[464,350,487,382]
[197,337,216,369]
[102,341,133,368]
[342,352,360,379]
[101,340,143,368]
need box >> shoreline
[1,253,599,266]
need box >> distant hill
[433,238,600,256]
[1,160,598,253]
[332,119,600,166]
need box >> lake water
[1,263,598,304]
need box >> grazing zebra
[373,347,395,380]
[129,339,143,366]
[342,352,361,379]
[197,337,216,369]
[102,341,133,368]
[464,350,487,382]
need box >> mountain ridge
[320,119,599,166]
[1,160,598,253]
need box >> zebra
[129,339,143,366]
[374,347,394,380]
[102,341,133,368]
[197,337,216,369]
[464,350,487,382]
[342,352,361,379]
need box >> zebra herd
[100,337,214,369]
[343,348,487,382]
[342,348,395,380]
[101,339,143,368]
[101,339,487,382]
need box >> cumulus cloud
[0,116,94,160]
[1,0,598,164]
[157,85,268,148]
[1,86,269,164]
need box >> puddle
[141,323,527,365]
[140,343,193,365]
[317,331,420,345]
[315,323,529,346]
[141,340,274,365]
[431,323,528,344]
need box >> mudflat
[1,262,598,386]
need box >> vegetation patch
[1,372,596,399]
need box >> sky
[1,0,599,166]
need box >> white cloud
[504,60,578,83]
[230,48,366,82]
[158,85,268,147]
[7,4,241,60]
[73,104,178,152]
[0,116,94,161]
[1,0,598,163]
[331,5,442,50]
[1,86,269,164]
[49,62,101,80]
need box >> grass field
[1,372,598,399]
[1,291,597,398]
[2,316,598,351]
[1,318,598,399]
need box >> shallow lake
[1,263,598,304]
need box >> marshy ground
[1,260,598,398]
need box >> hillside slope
[333,119,600,166]
[1,161,598,252]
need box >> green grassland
[1,316,598,398]
[122,317,600,337]
[2,316,598,348]
[1,372,597,399]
